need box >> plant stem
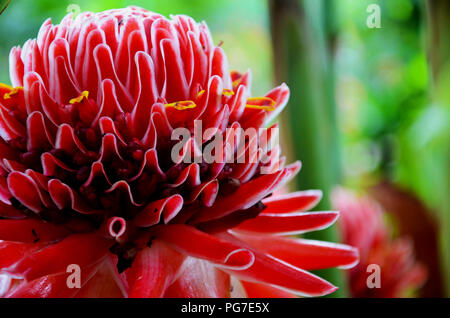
[426,0,450,297]
[269,0,346,297]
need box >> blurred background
[0,0,448,298]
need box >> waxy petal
[127,241,185,298]
[233,232,359,270]
[156,224,254,270]
[4,233,111,281]
[235,211,339,235]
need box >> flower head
[333,188,427,297]
[0,7,358,298]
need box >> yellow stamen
[165,100,197,110]
[197,90,206,99]
[69,91,89,104]
[0,83,13,90]
[245,97,277,112]
[223,89,235,97]
[232,79,241,88]
[3,86,23,100]
[230,70,243,88]
[196,89,235,99]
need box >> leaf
[0,0,10,15]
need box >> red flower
[0,7,358,298]
[333,188,427,298]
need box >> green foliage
[270,0,347,297]
[336,0,449,295]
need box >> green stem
[426,0,450,297]
[269,0,347,297]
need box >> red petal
[0,241,45,269]
[265,83,290,123]
[0,201,25,219]
[74,258,126,298]
[160,39,189,102]
[48,179,100,214]
[241,281,297,298]
[7,171,43,213]
[134,195,184,227]
[164,257,231,298]
[6,262,100,298]
[221,236,337,297]
[156,224,254,270]
[0,219,71,243]
[93,44,133,111]
[127,241,185,298]
[210,47,232,89]
[104,217,127,239]
[192,163,300,224]
[92,79,124,125]
[26,111,54,151]
[233,232,359,270]
[235,211,339,235]
[262,190,322,214]
[55,124,87,155]
[130,52,158,137]
[5,233,111,281]
[9,47,24,87]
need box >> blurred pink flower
[333,188,427,297]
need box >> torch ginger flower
[0,7,358,298]
[333,188,427,297]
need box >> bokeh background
[0,0,448,297]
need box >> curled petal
[264,83,290,124]
[129,148,164,181]
[105,181,143,207]
[167,163,200,188]
[134,195,184,227]
[83,161,112,187]
[192,162,301,224]
[7,171,43,213]
[48,179,101,214]
[41,152,76,176]
[105,216,127,239]
[232,232,359,270]
[98,116,126,145]
[187,179,219,207]
[221,234,338,297]
[92,79,124,125]
[26,111,54,151]
[55,124,87,155]
[99,133,124,162]
[156,224,254,270]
